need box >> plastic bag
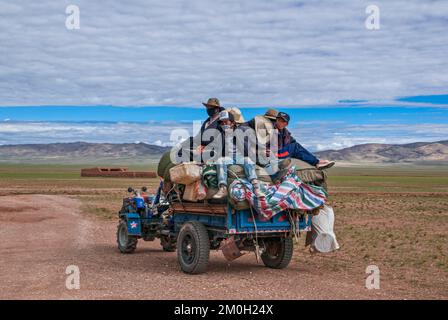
[182,180,207,202]
[311,205,340,253]
[196,180,207,200]
[169,162,202,185]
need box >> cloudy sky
[0,1,447,149]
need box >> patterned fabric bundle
[202,165,219,189]
[229,166,327,219]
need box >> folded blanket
[229,166,327,219]
[202,165,218,189]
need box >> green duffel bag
[157,150,176,182]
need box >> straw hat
[202,97,221,108]
[226,107,245,124]
[264,108,279,120]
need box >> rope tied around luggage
[227,167,262,262]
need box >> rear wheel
[261,237,293,269]
[117,220,138,253]
[177,221,210,274]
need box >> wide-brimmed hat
[202,97,221,108]
[264,108,279,120]
[226,107,245,124]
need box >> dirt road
[0,194,411,299]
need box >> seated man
[274,111,335,169]
[176,97,224,163]
[213,110,264,199]
[241,108,280,170]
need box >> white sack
[311,205,340,253]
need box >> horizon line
[1,138,446,151]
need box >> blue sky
[0,1,447,150]
[1,100,448,124]
[1,96,447,150]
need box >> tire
[160,235,176,252]
[177,221,210,274]
[117,220,138,253]
[261,237,293,269]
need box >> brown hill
[315,140,448,163]
[0,142,170,163]
[1,140,447,164]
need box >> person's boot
[316,160,335,170]
[252,179,266,198]
[212,185,228,199]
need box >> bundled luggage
[182,180,207,202]
[156,151,339,253]
[169,162,203,185]
[157,150,329,204]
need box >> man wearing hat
[180,98,224,162]
[240,108,280,167]
[174,98,224,163]
[202,97,224,125]
[274,111,335,169]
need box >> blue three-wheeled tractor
[117,183,312,274]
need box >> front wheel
[117,220,138,253]
[261,237,293,269]
[177,221,210,274]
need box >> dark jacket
[197,114,222,147]
[177,110,224,162]
[277,127,296,150]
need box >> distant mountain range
[0,140,447,164]
[315,140,448,164]
[0,142,170,164]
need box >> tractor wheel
[117,220,138,253]
[261,237,293,269]
[160,235,176,252]
[177,221,210,274]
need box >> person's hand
[197,145,205,153]
[265,149,271,157]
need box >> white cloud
[0,121,190,146]
[0,0,447,106]
[292,123,448,151]
[1,120,446,151]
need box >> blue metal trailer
[116,185,312,274]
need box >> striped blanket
[229,166,327,219]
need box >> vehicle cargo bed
[171,201,227,215]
